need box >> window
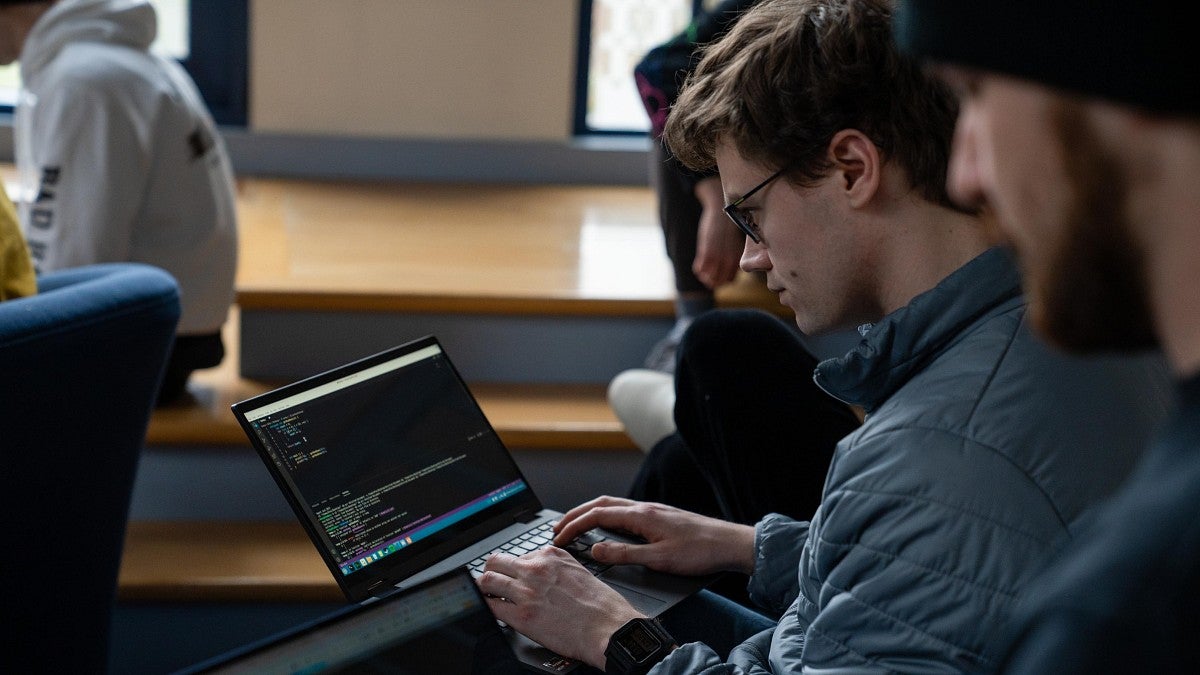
[574,0,701,135]
[0,0,247,126]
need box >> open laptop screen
[183,569,524,674]
[234,337,542,593]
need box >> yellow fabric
[0,189,37,301]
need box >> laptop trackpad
[600,569,672,616]
[506,627,581,673]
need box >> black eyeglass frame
[723,166,789,244]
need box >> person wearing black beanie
[895,1,1200,672]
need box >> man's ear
[828,129,881,208]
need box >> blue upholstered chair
[0,263,180,673]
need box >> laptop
[178,568,530,674]
[230,335,709,672]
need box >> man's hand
[553,496,757,577]
[692,175,743,289]
[478,547,643,669]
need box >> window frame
[573,0,704,137]
[179,0,249,127]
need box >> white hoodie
[15,0,237,335]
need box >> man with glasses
[476,1,1170,673]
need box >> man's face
[941,67,1155,353]
[716,141,879,335]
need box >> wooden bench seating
[147,309,635,452]
[119,521,340,603]
[124,176,792,603]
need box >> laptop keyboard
[468,520,613,578]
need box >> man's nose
[740,236,769,273]
[946,113,985,210]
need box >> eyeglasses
[723,166,788,244]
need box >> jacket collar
[814,247,1023,413]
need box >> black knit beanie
[894,0,1198,116]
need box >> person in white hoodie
[0,0,237,404]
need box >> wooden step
[119,521,341,603]
[147,308,636,451]
[232,177,783,318]
[227,177,784,382]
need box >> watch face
[606,618,675,675]
[624,623,662,661]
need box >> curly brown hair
[664,0,960,208]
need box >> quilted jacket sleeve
[789,426,1064,674]
[650,516,811,675]
[650,629,776,675]
[654,427,1072,675]
[747,514,811,616]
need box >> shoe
[643,317,693,373]
[608,369,676,453]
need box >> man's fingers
[589,540,637,564]
[482,551,521,574]
[477,563,520,598]
[553,509,603,544]
[693,254,739,290]
[553,505,646,546]
[484,594,521,627]
[555,495,632,534]
[554,497,636,541]
[591,540,678,571]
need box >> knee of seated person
[679,309,795,361]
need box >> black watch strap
[604,617,677,675]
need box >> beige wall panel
[250,0,579,141]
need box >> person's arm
[554,498,812,615]
[691,175,744,289]
[479,547,644,668]
[480,497,792,673]
[745,514,810,616]
[0,190,36,300]
[22,70,150,273]
[792,428,1045,673]
[478,549,758,674]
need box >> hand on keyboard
[468,521,612,579]
[476,544,645,669]
[552,495,759,577]
[559,528,612,573]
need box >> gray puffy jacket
[654,248,1170,674]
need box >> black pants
[650,142,709,295]
[628,310,862,605]
[157,332,225,406]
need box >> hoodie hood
[20,0,155,84]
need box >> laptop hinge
[515,509,540,524]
